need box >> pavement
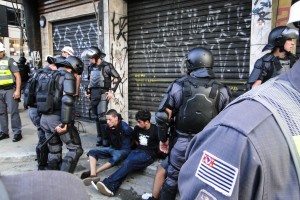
[0,105,163,200]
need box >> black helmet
[18,57,27,64]
[81,46,106,60]
[54,55,66,68]
[185,47,214,73]
[61,56,84,75]
[262,26,299,51]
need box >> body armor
[88,61,111,89]
[247,53,298,90]
[175,76,220,134]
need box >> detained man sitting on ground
[80,109,133,185]
[92,110,159,197]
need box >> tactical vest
[36,70,62,114]
[175,76,220,134]
[0,57,14,87]
[262,53,298,82]
[88,61,111,89]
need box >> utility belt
[90,87,109,95]
[0,84,14,90]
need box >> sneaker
[142,193,153,200]
[95,181,114,197]
[0,132,9,140]
[83,176,100,186]
[80,170,91,179]
[12,134,22,142]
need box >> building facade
[30,0,295,123]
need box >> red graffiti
[276,7,290,27]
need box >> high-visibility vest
[0,57,14,86]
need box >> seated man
[80,109,133,185]
[93,110,159,197]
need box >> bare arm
[13,71,21,99]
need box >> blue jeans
[103,150,155,193]
[87,146,130,166]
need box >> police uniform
[40,67,83,172]
[179,60,300,200]
[0,55,22,140]
[27,66,52,170]
[156,67,231,199]
[247,52,298,90]
[87,60,121,146]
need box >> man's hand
[106,91,114,101]
[85,91,90,98]
[160,140,169,154]
[55,124,68,135]
[13,90,21,100]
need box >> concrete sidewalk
[0,106,165,199]
[0,106,98,162]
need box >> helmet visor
[282,27,299,39]
[81,49,95,59]
[180,56,188,74]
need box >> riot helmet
[262,26,298,51]
[18,57,27,64]
[45,55,55,64]
[185,47,214,74]
[59,56,84,75]
[81,46,106,61]
[287,1,300,29]
[54,55,66,68]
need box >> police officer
[247,26,298,90]
[25,55,63,170]
[155,47,231,199]
[0,42,22,142]
[82,46,121,146]
[39,56,84,172]
[178,6,300,199]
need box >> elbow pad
[63,73,76,95]
[61,95,74,124]
[155,111,170,142]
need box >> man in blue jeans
[80,109,133,185]
[93,110,159,197]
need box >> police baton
[38,124,65,151]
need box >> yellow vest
[0,57,14,86]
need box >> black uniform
[87,60,121,146]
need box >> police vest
[0,57,14,87]
[261,53,298,83]
[88,61,111,89]
[175,76,220,134]
[36,70,63,114]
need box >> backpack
[36,71,60,114]
[23,70,43,107]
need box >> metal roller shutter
[128,0,252,116]
[52,15,101,120]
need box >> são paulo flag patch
[195,151,238,197]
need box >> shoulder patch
[195,151,238,197]
[196,189,217,200]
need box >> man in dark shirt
[93,110,159,197]
[17,56,30,93]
